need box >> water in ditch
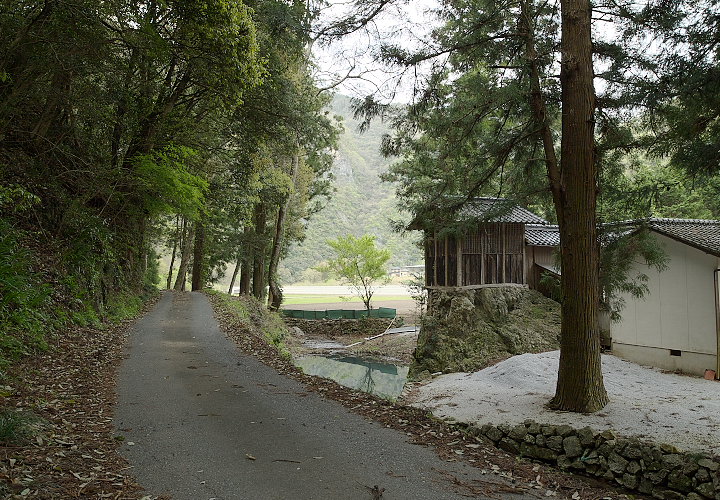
[295,355,409,400]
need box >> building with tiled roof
[414,198,551,288]
[604,218,720,257]
[414,201,720,377]
[524,224,560,247]
[601,218,720,378]
[456,198,549,225]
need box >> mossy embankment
[208,291,291,359]
[411,286,561,378]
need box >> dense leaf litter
[0,314,155,498]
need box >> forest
[2,0,720,411]
[0,0,340,366]
[278,94,423,285]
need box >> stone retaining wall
[283,317,394,337]
[465,420,719,499]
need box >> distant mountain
[279,94,422,283]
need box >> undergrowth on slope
[0,215,158,372]
[0,219,51,366]
[208,291,290,360]
[0,408,44,445]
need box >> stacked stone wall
[465,420,719,499]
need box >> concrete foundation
[612,342,718,378]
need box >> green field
[282,295,410,305]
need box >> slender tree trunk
[520,0,562,210]
[228,254,241,294]
[167,216,180,289]
[252,203,268,300]
[268,152,300,309]
[267,204,285,309]
[174,219,195,291]
[191,219,205,291]
[240,259,251,295]
[549,0,608,412]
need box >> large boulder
[410,286,560,378]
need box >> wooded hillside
[279,94,422,284]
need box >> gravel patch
[405,350,720,454]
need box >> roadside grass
[0,408,43,445]
[282,294,410,305]
[208,291,291,360]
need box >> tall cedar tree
[549,0,608,412]
[349,0,609,411]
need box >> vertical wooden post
[480,226,486,285]
[433,232,438,287]
[501,223,506,283]
[714,268,720,378]
[444,236,449,286]
[457,236,463,286]
[522,226,527,285]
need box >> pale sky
[311,0,441,102]
[310,1,645,103]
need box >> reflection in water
[295,356,409,400]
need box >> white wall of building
[611,233,719,376]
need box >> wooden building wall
[525,245,556,289]
[425,223,526,288]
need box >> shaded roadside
[0,317,149,499]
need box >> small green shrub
[105,293,144,323]
[0,409,41,445]
[0,220,50,365]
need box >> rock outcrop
[410,286,560,378]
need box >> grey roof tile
[457,198,549,224]
[645,218,720,257]
[604,218,720,257]
[525,224,560,246]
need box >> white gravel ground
[405,351,720,454]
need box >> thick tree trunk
[31,69,70,143]
[252,203,268,300]
[549,0,608,412]
[239,259,251,295]
[167,216,180,289]
[191,219,205,291]
[174,220,195,291]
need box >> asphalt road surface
[115,292,538,500]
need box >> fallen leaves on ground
[0,300,159,499]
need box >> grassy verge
[282,294,410,305]
[207,291,291,360]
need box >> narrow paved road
[115,292,537,500]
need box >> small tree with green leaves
[320,235,391,311]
